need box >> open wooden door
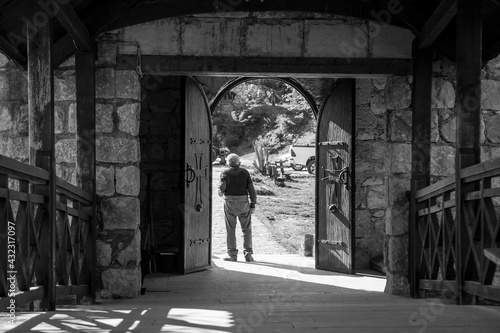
[181,76,212,274]
[315,79,355,274]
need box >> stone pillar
[94,40,142,299]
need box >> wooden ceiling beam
[53,0,91,51]
[418,0,457,49]
[116,55,412,78]
[53,0,143,66]
[105,0,384,31]
[0,33,26,65]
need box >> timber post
[455,0,482,305]
[75,48,97,304]
[409,39,433,299]
[26,0,56,311]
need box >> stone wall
[355,53,500,295]
[57,40,143,299]
[119,13,413,59]
[0,53,28,162]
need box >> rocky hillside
[212,80,316,157]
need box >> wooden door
[182,76,212,274]
[315,79,355,274]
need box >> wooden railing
[0,155,95,310]
[412,157,500,303]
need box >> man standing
[218,153,257,262]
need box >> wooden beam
[409,40,433,299]
[53,0,91,51]
[75,49,96,302]
[418,0,457,49]
[0,34,26,65]
[53,0,143,66]
[455,0,482,306]
[27,0,56,311]
[117,55,412,77]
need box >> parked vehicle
[282,144,316,174]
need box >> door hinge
[189,238,211,246]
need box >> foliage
[212,79,316,155]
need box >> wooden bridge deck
[4,255,500,333]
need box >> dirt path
[211,163,290,257]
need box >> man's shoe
[223,256,237,262]
[245,254,254,262]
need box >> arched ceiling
[1,0,500,67]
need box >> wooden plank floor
[3,255,500,332]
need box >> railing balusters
[413,157,500,303]
[0,155,95,310]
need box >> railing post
[455,0,482,305]
[26,0,56,311]
[410,39,433,298]
[75,49,96,303]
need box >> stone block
[355,209,373,238]
[96,165,115,196]
[96,103,114,133]
[356,79,372,105]
[482,80,500,110]
[440,110,456,143]
[149,91,178,113]
[0,101,29,136]
[96,137,139,163]
[120,20,179,55]
[116,166,140,196]
[68,103,76,134]
[168,137,181,161]
[0,136,28,161]
[356,105,383,139]
[384,272,410,296]
[0,53,8,67]
[386,178,410,236]
[56,164,76,185]
[116,71,141,100]
[117,102,140,135]
[151,143,165,160]
[390,111,412,142]
[485,112,500,143]
[0,104,14,132]
[54,105,65,134]
[97,240,112,267]
[117,230,141,266]
[431,145,455,177]
[55,139,76,163]
[390,143,411,174]
[385,76,411,110]
[355,141,386,173]
[54,75,76,101]
[101,268,141,298]
[483,54,500,80]
[429,110,439,143]
[0,69,27,100]
[101,197,140,230]
[96,68,115,99]
[245,20,302,57]
[373,78,386,91]
[386,235,408,274]
[432,78,455,109]
[367,184,387,210]
[370,25,413,58]
[182,18,241,56]
[370,94,386,115]
[97,42,117,66]
[305,20,368,58]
